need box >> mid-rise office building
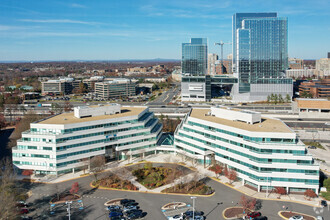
[299,79,330,98]
[95,78,136,99]
[232,13,293,101]
[12,104,162,175]
[41,78,74,95]
[208,53,218,75]
[289,58,304,69]
[175,106,319,193]
[182,38,208,76]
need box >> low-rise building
[292,98,330,119]
[12,104,162,175]
[41,78,74,95]
[95,78,136,99]
[299,79,330,98]
[175,106,319,193]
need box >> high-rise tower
[182,38,208,75]
[232,13,292,101]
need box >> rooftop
[297,99,330,110]
[190,108,293,133]
[38,106,146,125]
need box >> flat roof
[297,99,330,110]
[38,107,146,125]
[190,108,293,133]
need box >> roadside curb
[90,182,215,197]
[210,177,321,208]
[278,211,317,220]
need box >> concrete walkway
[19,153,324,207]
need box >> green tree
[267,95,271,103]
[285,94,291,102]
[278,94,284,103]
[273,94,278,104]
[324,178,330,192]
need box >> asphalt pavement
[22,173,330,220]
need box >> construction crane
[215,41,232,74]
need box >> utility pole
[191,196,197,219]
[215,41,232,74]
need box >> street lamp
[66,201,72,220]
[191,196,197,219]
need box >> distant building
[286,69,318,79]
[232,13,292,101]
[292,98,330,119]
[299,79,330,98]
[208,53,218,75]
[22,92,40,100]
[83,76,104,91]
[182,38,208,76]
[41,78,74,95]
[127,67,147,73]
[216,60,232,74]
[289,58,304,69]
[95,78,136,99]
[316,58,330,76]
[328,52,330,59]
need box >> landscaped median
[222,207,250,219]
[278,211,317,220]
[91,173,138,191]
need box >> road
[148,86,180,106]
[22,172,330,220]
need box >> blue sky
[0,0,329,61]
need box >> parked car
[316,216,324,220]
[321,200,328,207]
[123,206,139,212]
[125,209,142,216]
[108,205,121,211]
[184,211,204,218]
[308,146,316,149]
[20,208,29,214]
[120,199,135,205]
[168,214,184,220]
[247,212,261,218]
[187,216,204,220]
[109,211,123,218]
[289,216,304,220]
[16,201,28,207]
[110,217,126,220]
[126,212,144,220]
[253,216,268,220]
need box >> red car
[20,208,29,214]
[247,212,261,218]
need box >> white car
[289,216,304,220]
[168,214,184,220]
[316,216,323,220]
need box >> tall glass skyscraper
[232,13,292,101]
[182,38,208,75]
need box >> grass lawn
[321,192,330,201]
[132,163,184,189]
[304,141,325,150]
[162,180,214,195]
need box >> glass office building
[232,13,292,100]
[182,38,208,75]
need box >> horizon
[1,0,329,61]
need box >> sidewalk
[20,153,323,206]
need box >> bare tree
[0,157,18,220]
[90,155,105,181]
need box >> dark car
[321,200,328,207]
[108,205,122,211]
[184,211,204,217]
[120,199,135,205]
[109,211,123,218]
[247,212,261,218]
[124,202,139,207]
[125,209,142,216]
[253,216,268,220]
[110,217,126,220]
[127,212,146,220]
